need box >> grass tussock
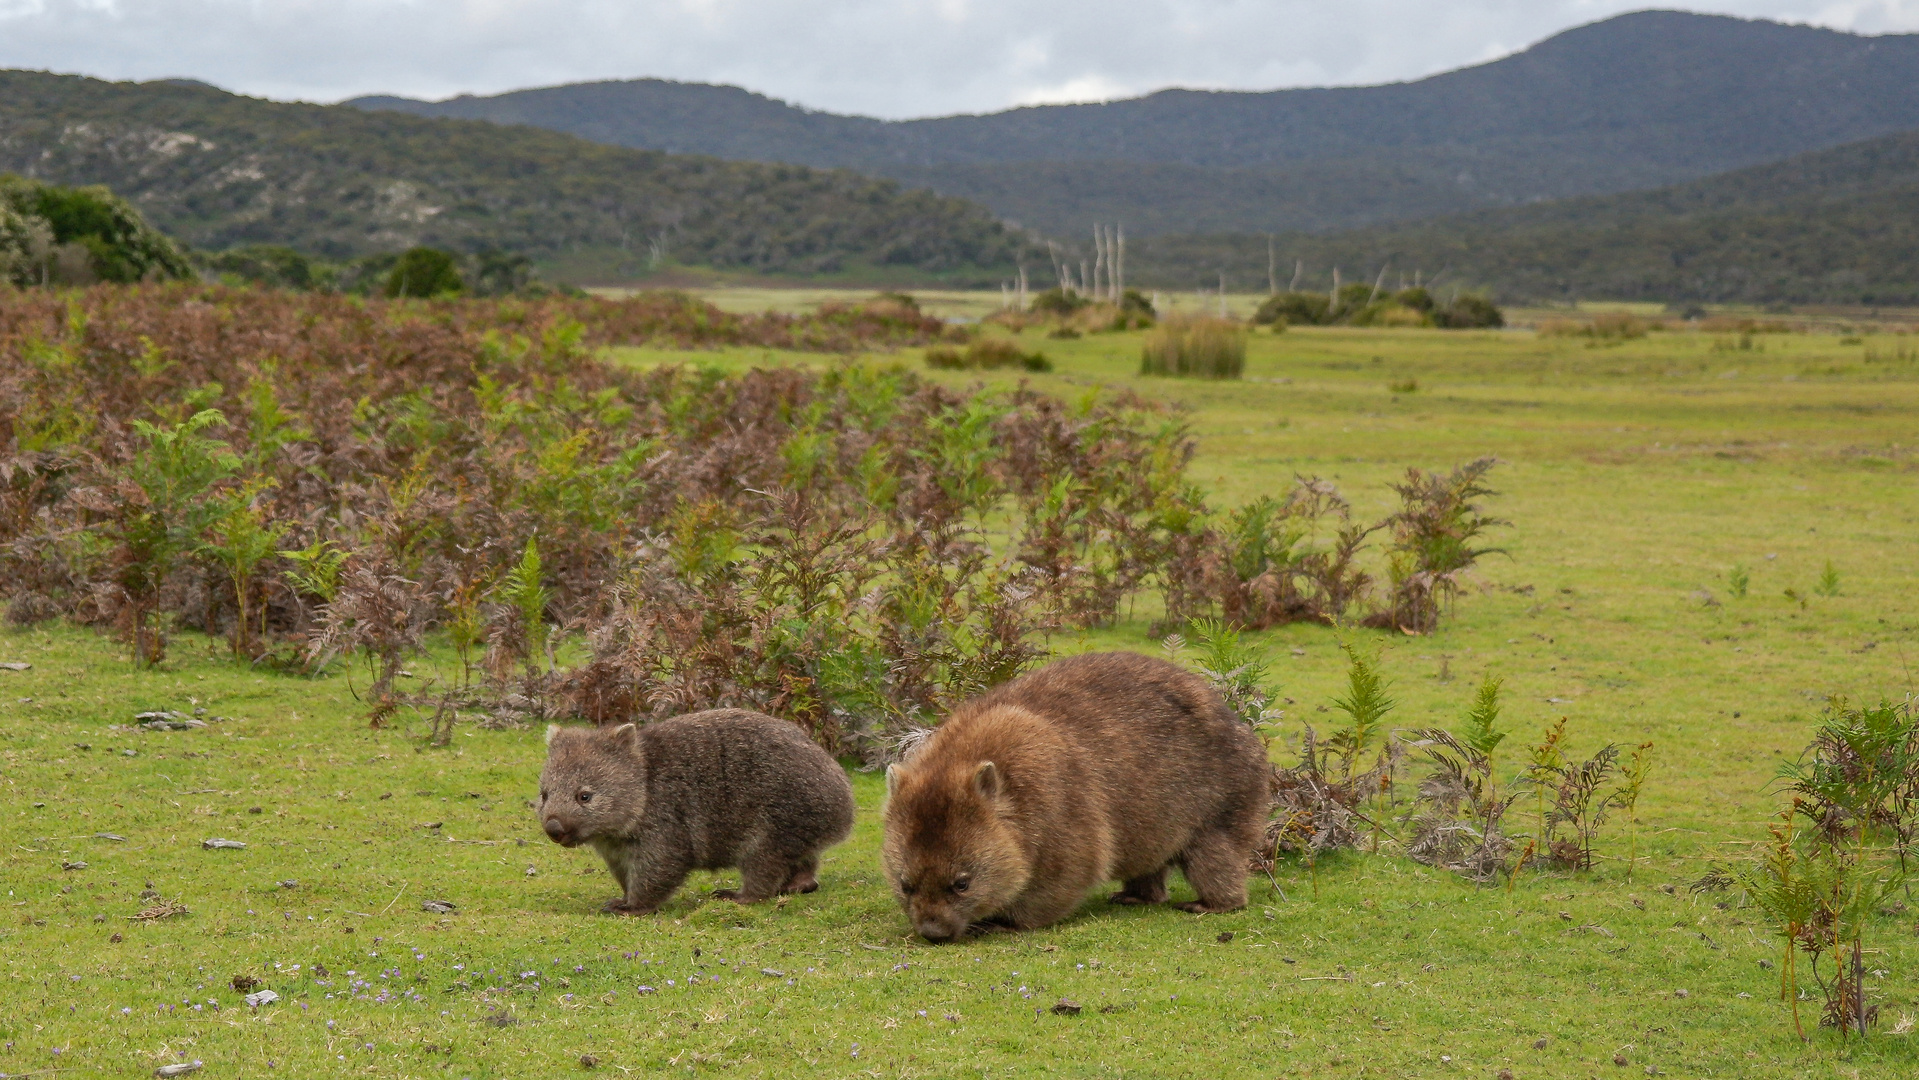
[1140,315,1245,379]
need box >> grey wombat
[882,651,1268,941]
[539,709,855,914]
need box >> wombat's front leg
[604,851,692,916]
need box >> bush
[1432,294,1505,329]
[202,245,333,290]
[383,247,466,298]
[925,337,1052,372]
[1140,316,1245,379]
[0,174,194,286]
[1252,292,1331,327]
[1028,287,1090,315]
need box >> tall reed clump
[1140,315,1245,379]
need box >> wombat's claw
[602,899,652,916]
[1109,892,1154,906]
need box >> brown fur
[881,652,1268,941]
[538,709,854,914]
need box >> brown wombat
[881,651,1268,941]
[539,709,855,914]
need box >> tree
[382,247,465,298]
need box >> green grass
[7,319,1919,1076]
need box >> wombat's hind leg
[601,897,655,916]
[1110,866,1169,906]
[716,848,790,904]
[1173,829,1252,914]
[780,854,821,895]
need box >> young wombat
[539,709,855,914]
[881,652,1268,941]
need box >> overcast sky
[2,1,1916,119]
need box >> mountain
[1123,129,1919,305]
[351,11,1919,239]
[0,71,1033,282]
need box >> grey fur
[538,709,855,914]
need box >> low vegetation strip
[1,286,1503,758]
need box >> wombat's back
[641,710,854,869]
[952,652,1267,876]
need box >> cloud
[0,1,1915,119]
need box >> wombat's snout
[916,917,963,943]
[543,817,574,845]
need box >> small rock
[202,838,246,850]
[154,1063,203,1077]
[1614,1053,1629,1066]
[1533,1038,1548,1050]
[249,806,263,815]
[122,749,138,757]
[1216,931,1235,943]
[94,832,126,841]
[1659,884,1676,895]
[422,899,458,914]
[1558,911,1573,921]
[760,968,785,977]
[0,661,30,671]
[278,880,297,890]
[579,1054,600,1068]
[1050,998,1081,1016]
[62,860,87,871]
[1758,959,1774,970]
[524,865,537,876]
[244,989,279,1007]
[1673,989,1689,998]
[109,932,123,943]
[1644,1067,1658,1077]
[1498,1070,1516,1080]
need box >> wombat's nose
[916,919,955,943]
[542,818,567,842]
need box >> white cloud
[0,1,1915,118]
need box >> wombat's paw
[1108,892,1155,906]
[710,888,742,902]
[602,898,654,916]
[1173,901,1241,915]
[780,873,820,895]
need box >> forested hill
[0,71,1034,281]
[352,10,1919,238]
[1125,129,1919,306]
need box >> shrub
[1539,312,1651,340]
[1140,315,1245,379]
[0,174,194,286]
[201,245,332,290]
[383,247,466,298]
[1252,292,1331,327]
[1028,287,1090,315]
[924,337,1051,372]
[1431,294,1505,329]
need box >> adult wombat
[539,709,854,914]
[881,652,1268,941]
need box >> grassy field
[6,314,1918,1077]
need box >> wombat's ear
[611,723,641,751]
[545,724,560,746]
[972,761,1002,803]
[885,763,902,798]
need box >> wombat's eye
[539,790,547,802]
[951,877,970,894]
[899,881,916,896]
[577,790,594,805]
